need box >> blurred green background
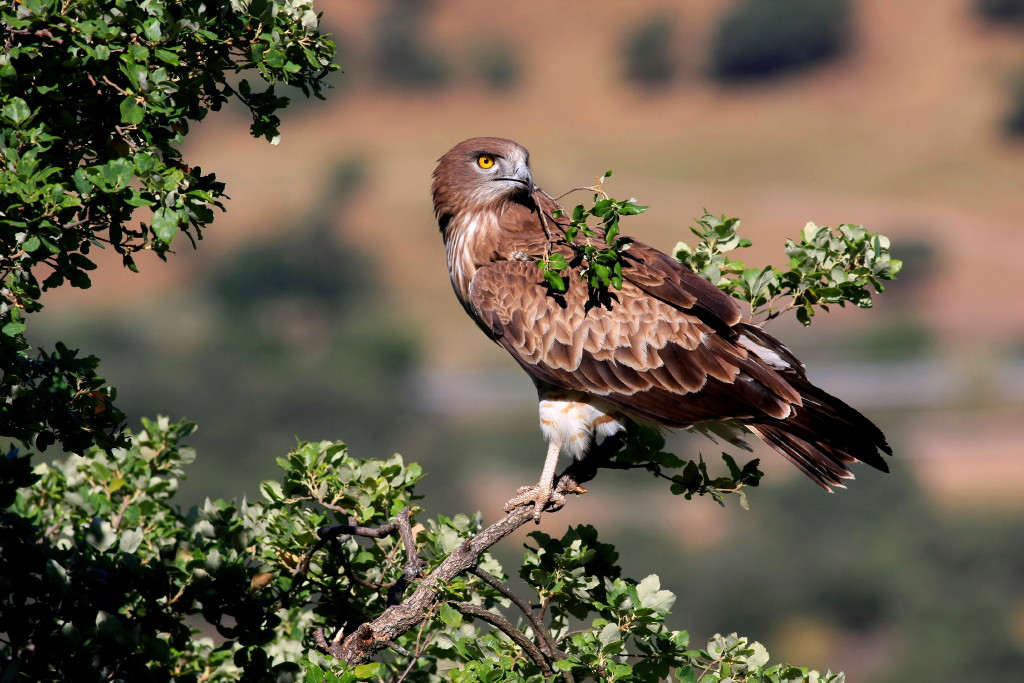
[28,0,1024,680]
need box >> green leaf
[598,622,622,646]
[142,18,162,42]
[544,271,566,292]
[801,221,823,242]
[154,49,180,65]
[439,602,462,627]
[353,663,380,678]
[265,49,286,69]
[2,320,27,337]
[2,97,30,124]
[548,253,568,270]
[119,528,144,553]
[636,574,676,612]
[102,158,134,190]
[151,208,180,244]
[676,667,699,683]
[119,97,145,125]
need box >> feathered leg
[504,439,565,523]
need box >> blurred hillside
[27,0,1024,680]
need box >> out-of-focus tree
[710,0,850,81]
[623,13,678,87]
[371,0,449,88]
[471,43,521,91]
[976,0,1024,23]
[1004,77,1024,136]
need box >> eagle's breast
[445,208,504,307]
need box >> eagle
[431,137,891,521]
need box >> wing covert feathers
[468,258,890,490]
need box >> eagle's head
[431,137,534,232]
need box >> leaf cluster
[383,524,843,683]
[3,420,426,681]
[674,213,902,325]
[0,0,337,458]
[615,425,763,510]
[538,176,645,297]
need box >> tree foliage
[709,0,850,82]
[674,213,901,326]
[0,0,337,455]
[8,420,847,682]
[976,0,1024,24]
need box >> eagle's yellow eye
[477,154,496,169]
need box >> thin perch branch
[287,508,413,606]
[386,507,425,606]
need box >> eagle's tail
[748,381,891,491]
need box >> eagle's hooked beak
[496,165,534,194]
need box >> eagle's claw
[504,484,566,523]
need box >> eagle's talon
[504,485,566,523]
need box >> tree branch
[386,507,425,606]
[469,567,567,663]
[287,507,414,606]
[319,464,596,665]
[449,601,555,677]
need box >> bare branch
[287,508,412,606]
[469,567,567,663]
[386,507,425,606]
[449,601,554,677]
[323,463,600,666]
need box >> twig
[287,510,409,605]
[386,507,424,606]
[532,189,557,244]
[469,567,566,662]
[101,75,128,96]
[338,545,393,591]
[393,623,435,683]
[555,174,611,202]
[110,489,140,530]
[449,601,554,677]
[696,655,725,682]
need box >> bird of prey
[431,137,891,521]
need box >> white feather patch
[737,332,792,372]
[538,391,626,461]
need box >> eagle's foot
[504,484,566,523]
